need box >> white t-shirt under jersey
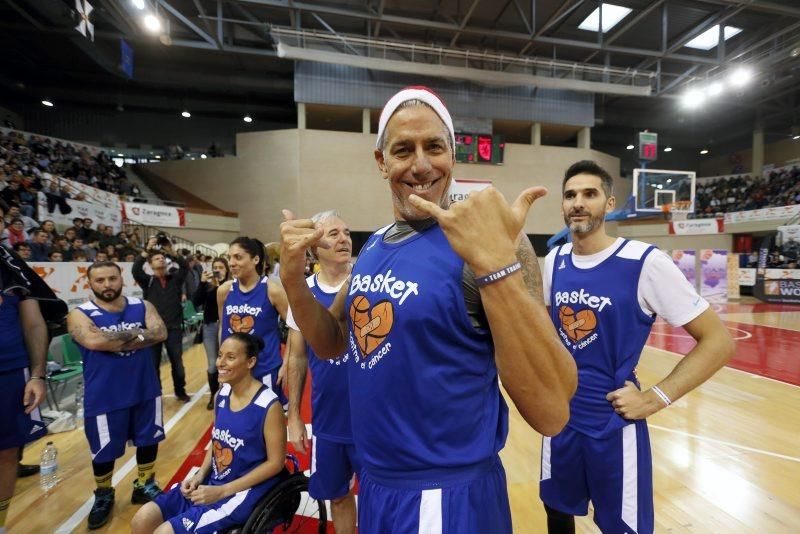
[543,237,709,327]
[285,274,346,331]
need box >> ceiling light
[706,82,724,97]
[200,154,207,159]
[681,88,705,109]
[626,144,634,150]
[181,110,191,118]
[700,148,709,155]
[143,14,162,33]
[793,135,800,140]
[243,115,253,123]
[664,146,673,152]
[41,99,54,107]
[729,67,753,87]
[578,4,632,33]
[117,153,124,157]
[684,25,742,50]
[132,0,145,9]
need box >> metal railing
[122,221,219,258]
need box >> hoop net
[661,200,692,221]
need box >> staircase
[124,165,184,207]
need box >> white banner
[778,225,800,244]
[43,174,121,210]
[29,262,142,309]
[449,179,492,204]
[738,268,756,287]
[122,201,185,228]
[724,204,800,224]
[764,269,800,280]
[669,219,723,235]
[37,193,122,233]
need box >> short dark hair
[87,261,122,280]
[147,250,166,263]
[12,242,30,251]
[225,332,265,360]
[563,160,614,198]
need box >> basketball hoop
[662,200,691,221]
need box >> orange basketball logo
[349,296,394,355]
[559,306,597,342]
[230,314,255,333]
[213,440,233,473]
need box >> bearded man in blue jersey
[280,86,578,533]
[540,160,734,534]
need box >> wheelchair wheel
[240,473,327,534]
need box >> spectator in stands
[27,230,51,262]
[122,251,136,263]
[85,236,100,261]
[5,205,38,233]
[0,180,33,217]
[47,250,63,262]
[43,179,71,215]
[2,219,28,247]
[63,227,77,242]
[40,220,58,244]
[72,250,88,262]
[99,226,121,249]
[12,242,31,261]
[180,248,202,302]
[79,218,98,242]
[95,251,109,262]
[132,237,190,402]
[71,217,84,235]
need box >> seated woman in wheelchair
[132,333,287,534]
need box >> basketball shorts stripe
[309,435,360,500]
[258,367,288,408]
[539,420,654,534]
[0,368,47,450]
[84,397,165,463]
[156,482,261,534]
[358,456,511,534]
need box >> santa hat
[376,86,455,150]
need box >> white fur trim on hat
[376,86,455,150]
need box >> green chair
[182,301,203,329]
[46,334,84,411]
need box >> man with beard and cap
[67,261,169,530]
[539,161,733,534]
[280,86,577,532]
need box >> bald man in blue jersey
[280,86,577,533]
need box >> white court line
[55,385,209,534]
[649,324,753,341]
[649,424,800,463]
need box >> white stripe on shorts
[621,424,638,533]
[541,436,552,481]
[311,435,317,475]
[195,489,250,531]
[92,414,111,460]
[155,396,163,429]
[419,488,442,534]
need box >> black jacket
[132,253,188,330]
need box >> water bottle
[75,380,84,423]
[40,442,58,492]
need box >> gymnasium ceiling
[1,0,799,154]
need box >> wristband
[474,262,522,287]
[29,376,46,381]
[651,385,672,406]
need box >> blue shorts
[358,456,511,534]
[257,367,288,408]
[540,421,654,534]
[84,397,165,463]
[0,368,47,450]
[309,435,360,500]
[155,480,275,533]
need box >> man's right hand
[287,413,310,454]
[279,210,326,285]
[145,236,158,250]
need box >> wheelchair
[224,455,327,534]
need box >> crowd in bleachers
[693,166,800,218]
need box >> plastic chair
[46,334,84,411]
[182,301,203,329]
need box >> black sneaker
[131,476,162,504]
[88,487,115,530]
[175,391,191,402]
[17,463,40,478]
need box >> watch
[136,329,145,342]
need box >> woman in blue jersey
[131,333,287,534]
[217,237,289,405]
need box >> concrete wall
[614,221,733,251]
[167,210,241,245]
[144,128,622,242]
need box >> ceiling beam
[584,0,667,62]
[156,0,219,48]
[450,0,482,47]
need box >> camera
[155,232,172,249]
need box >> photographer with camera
[132,233,191,402]
[192,257,232,409]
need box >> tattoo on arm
[516,234,544,304]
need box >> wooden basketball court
[8,297,800,533]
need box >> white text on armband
[554,289,612,312]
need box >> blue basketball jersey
[0,293,29,372]
[345,223,507,485]
[550,240,657,438]
[211,384,279,493]
[305,274,353,443]
[221,277,281,378]
[76,297,162,417]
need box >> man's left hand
[23,379,46,414]
[188,484,226,505]
[606,381,662,420]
